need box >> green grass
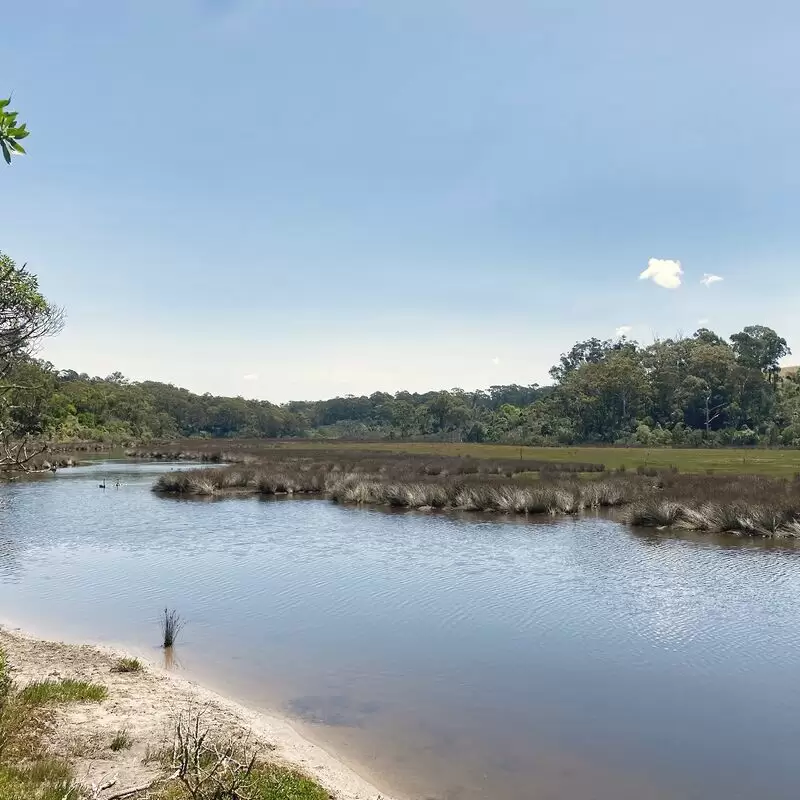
[255,441,800,477]
[17,678,108,705]
[111,656,143,673]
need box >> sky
[2,0,799,402]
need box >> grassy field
[162,440,800,477]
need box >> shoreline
[0,624,395,800]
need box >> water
[1,461,800,799]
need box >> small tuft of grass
[18,678,108,705]
[142,743,171,766]
[112,657,144,674]
[110,728,132,751]
[161,608,185,648]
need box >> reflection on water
[162,645,183,671]
[1,461,800,800]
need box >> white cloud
[701,273,723,287]
[615,325,632,338]
[242,373,259,381]
[491,357,501,365]
[698,318,710,327]
[639,258,683,289]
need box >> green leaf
[0,99,9,109]
[1,140,11,164]
[8,140,25,154]
[5,111,17,123]
[10,128,29,139]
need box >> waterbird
[99,479,106,489]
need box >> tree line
[3,317,799,448]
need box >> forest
[3,318,800,448]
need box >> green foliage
[0,98,29,165]
[0,317,797,449]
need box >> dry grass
[151,451,800,538]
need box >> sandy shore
[0,625,394,800]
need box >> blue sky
[3,0,799,401]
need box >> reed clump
[111,657,143,673]
[161,608,185,648]
[623,474,800,536]
[151,453,800,538]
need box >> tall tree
[730,325,790,385]
[0,252,63,468]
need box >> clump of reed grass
[150,456,800,538]
[161,608,185,648]
[110,728,132,751]
[111,657,143,674]
[627,498,800,537]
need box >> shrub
[111,657,143,674]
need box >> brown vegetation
[151,450,800,538]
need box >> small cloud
[491,357,501,365]
[615,325,632,338]
[701,273,723,287]
[242,373,259,381]
[698,318,710,327]
[639,258,683,289]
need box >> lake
[1,460,799,799]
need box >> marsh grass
[17,678,107,705]
[162,608,185,648]
[151,451,800,538]
[112,656,144,673]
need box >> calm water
[1,461,800,799]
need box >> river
[1,460,799,799]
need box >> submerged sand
[0,626,393,800]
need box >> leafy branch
[0,98,29,165]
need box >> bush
[111,657,143,673]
